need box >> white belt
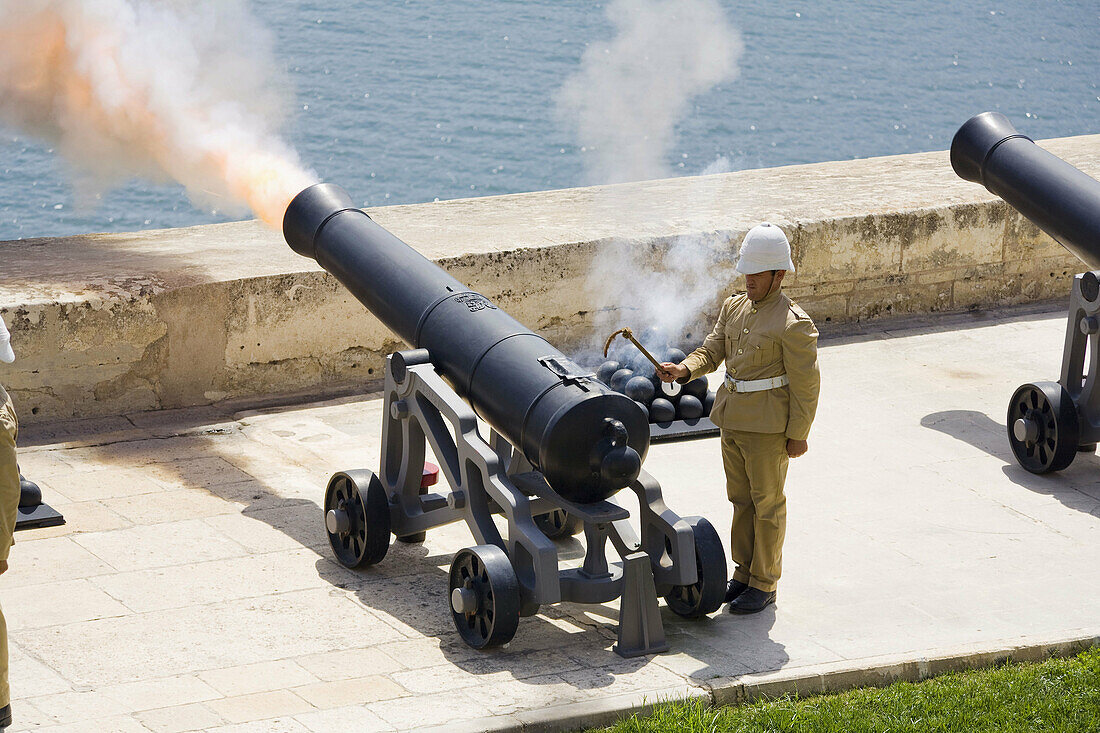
[724,373,789,393]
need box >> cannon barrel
[283,183,648,504]
[951,111,1100,270]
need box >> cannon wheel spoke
[1006,382,1079,474]
[665,516,727,618]
[324,470,391,569]
[449,545,520,649]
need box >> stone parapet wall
[785,202,1077,324]
[1,136,1094,423]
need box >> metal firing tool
[603,327,664,371]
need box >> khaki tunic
[680,289,820,593]
[0,387,16,560]
[0,385,17,707]
[681,289,820,439]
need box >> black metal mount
[322,351,727,656]
[15,473,64,531]
[650,417,719,442]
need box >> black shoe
[727,587,776,614]
[0,703,12,728]
[724,578,749,603]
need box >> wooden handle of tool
[624,333,663,371]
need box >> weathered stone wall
[785,201,1075,324]
[1,137,1092,423]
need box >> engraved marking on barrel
[454,293,497,312]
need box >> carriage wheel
[1007,382,1079,474]
[448,545,521,649]
[665,516,727,618]
[324,470,391,568]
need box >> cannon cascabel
[283,183,648,503]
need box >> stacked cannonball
[595,345,717,425]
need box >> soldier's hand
[658,362,687,382]
[0,559,7,575]
[786,439,808,458]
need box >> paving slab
[3,304,1098,731]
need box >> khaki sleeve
[0,393,19,561]
[679,300,729,383]
[781,317,820,441]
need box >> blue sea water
[2,0,1099,241]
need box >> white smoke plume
[587,156,742,371]
[629,155,735,341]
[0,0,316,230]
[556,0,742,185]
[556,0,744,366]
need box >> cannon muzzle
[283,183,648,504]
[951,111,1100,269]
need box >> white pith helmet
[0,318,13,364]
[735,223,795,275]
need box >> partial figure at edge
[0,318,18,728]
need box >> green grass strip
[595,647,1100,733]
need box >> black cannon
[952,111,1100,473]
[284,183,727,655]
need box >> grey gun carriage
[283,183,728,656]
[953,112,1100,473]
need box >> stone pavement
[3,304,1098,732]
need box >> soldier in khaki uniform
[0,319,17,729]
[660,223,819,614]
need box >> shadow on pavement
[44,408,796,692]
[921,409,1100,516]
[301,521,791,688]
[103,441,744,689]
[817,300,1062,346]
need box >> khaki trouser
[721,429,788,594]
[0,385,18,707]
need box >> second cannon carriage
[952,111,1100,473]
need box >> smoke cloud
[556,0,742,185]
[624,156,735,341]
[587,156,741,369]
[556,1,744,363]
[0,0,316,230]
